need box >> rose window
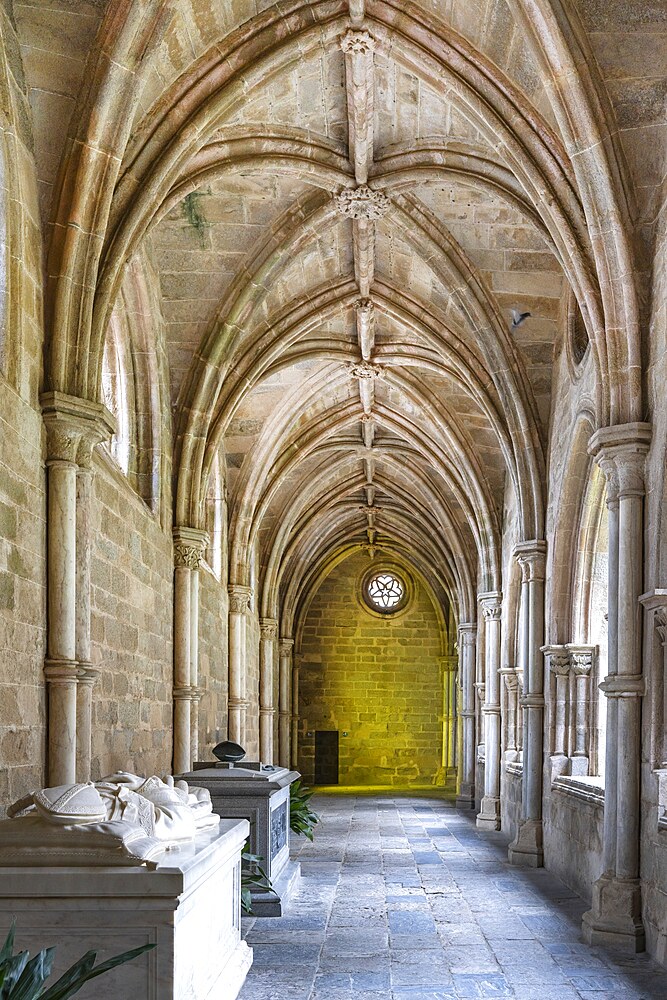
[366,572,405,611]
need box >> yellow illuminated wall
[298,552,446,787]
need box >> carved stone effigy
[0,773,252,1000]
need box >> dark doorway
[314,730,339,784]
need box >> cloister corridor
[239,792,665,1000]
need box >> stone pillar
[291,655,301,770]
[228,585,251,745]
[74,441,97,782]
[477,593,502,830]
[638,590,667,767]
[259,618,278,764]
[440,655,456,776]
[41,392,114,786]
[569,646,593,772]
[190,567,202,765]
[509,542,546,866]
[279,638,294,768]
[173,527,207,774]
[500,666,519,756]
[543,645,570,778]
[456,623,477,808]
[583,422,651,953]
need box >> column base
[476,795,501,830]
[508,819,543,867]
[456,782,475,809]
[582,875,645,953]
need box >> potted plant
[289,781,320,841]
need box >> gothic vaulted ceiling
[18,0,657,628]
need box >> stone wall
[89,454,173,779]
[0,382,46,814]
[197,565,228,760]
[298,551,445,787]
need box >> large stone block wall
[545,787,603,902]
[0,382,46,814]
[298,552,444,787]
[89,455,173,779]
[198,566,228,759]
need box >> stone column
[291,655,301,770]
[259,618,278,764]
[44,425,80,786]
[500,666,519,757]
[173,527,207,774]
[74,439,97,782]
[279,638,294,768]
[41,392,115,786]
[543,645,570,777]
[583,422,651,953]
[638,591,667,767]
[440,655,457,776]
[456,623,477,808]
[189,567,203,765]
[477,593,502,830]
[228,585,251,745]
[568,645,594,774]
[509,542,547,866]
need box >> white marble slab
[0,819,252,1000]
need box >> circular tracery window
[365,571,407,613]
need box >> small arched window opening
[205,451,225,581]
[101,317,131,474]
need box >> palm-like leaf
[39,944,155,1000]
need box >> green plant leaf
[0,921,16,965]
[1,950,30,993]
[39,944,155,1000]
[9,947,55,1000]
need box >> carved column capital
[228,585,252,615]
[566,644,595,675]
[479,592,502,620]
[513,540,547,582]
[639,591,667,647]
[542,644,570,674]
[335,185,390,219]
[41,391,116,465]
[260,618,279,640]
[173,526,208,569]
[589,423,652,499]
[279,638,295,656]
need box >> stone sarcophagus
[0,773,252,1000]
[181,759,301,916]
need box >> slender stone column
[543,645,570,769]
[228,585,252,745]
[638,591,667,767]
[291,655,301,770]
[509,542,546,866]
[279,638,294,768]
[74,442,97,782]
[44,427,80,786]
[456,623,477,808]
[583,422,651,953]
[41,392,115,786]
[447,659,457,773]
[477,593,502,830]
[500,666,518,756]
[568,645,594,773]
[440,655,456,776]
[173,527,207,774]
[259,618,278,764]
[190,567,202,765]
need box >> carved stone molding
[639,590,667,648]
[279,638,295,656]
[543,645,570,674]
[479,592,502,620]
[259,618,278,640]
[173,526,208,570]
[41,391,116,464]
[341,28,376,54]
[228,585,252,615]
[348,360,384,380]
[513,540,547,582]
[588,423,652,500]
[335,185,390,219]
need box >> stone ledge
[505,761,523,777]
[553,774,605,807]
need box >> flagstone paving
[238,793,665,1000]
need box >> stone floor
[238,791,665,1000]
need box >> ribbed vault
[41,0,642,642]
